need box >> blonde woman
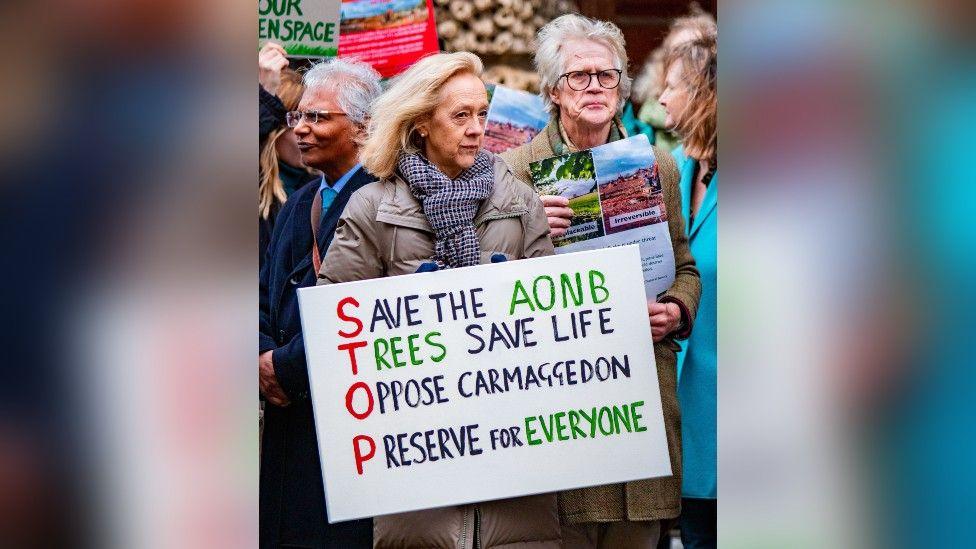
[658,32,718,549]
[317,52,560,548]
[259,63,316,268]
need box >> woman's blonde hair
[360,52,484,180]
[664,33,717,163]
[259,68,307,220]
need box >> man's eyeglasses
[559,69,622,91]
[286,109,348,127]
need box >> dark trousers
[679,497,717,549]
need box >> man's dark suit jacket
[259,167,376,548]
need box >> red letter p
[353,435,376,475]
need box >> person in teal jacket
[658,31,717,549]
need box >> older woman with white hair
[317,52,560,548]
[502,14,701,548]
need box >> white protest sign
[297,245,671,522]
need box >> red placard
[338,0,440,78]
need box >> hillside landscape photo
[340,0,428,33]
[592,136,667,235]
[483,86,549,154]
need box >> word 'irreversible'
[383,423,484,468]
[510,270,610,315]
[524,400,648,445]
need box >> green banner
[259,0,340,58]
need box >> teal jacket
[673,146,717,499]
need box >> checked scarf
[397,150,495,269]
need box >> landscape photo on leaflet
[483,86,549,153]
[340,0,429,33]
[592,137,667,235]
[531,151,604,245]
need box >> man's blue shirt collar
[318,163,362,196]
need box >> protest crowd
[259,2,716,548]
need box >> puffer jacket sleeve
[655,146,701,339]
[317,186,385,285]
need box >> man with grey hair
[259,57,381,548]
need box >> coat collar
[677,153,717,238]
[690,173,717,237]
[286,169,375,278]
[375,156,528,232]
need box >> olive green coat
[501,120,701,522]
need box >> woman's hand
[540,195,574,238]
[647,301,681,342]
[259,42,289,96]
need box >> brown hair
[259,68,308,220]
[633,5,716,104]
[664,32,717,163]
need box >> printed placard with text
[298,246,671,522]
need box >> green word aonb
[524,400,647,446]
[509,270,610,315]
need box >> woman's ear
[414,120,429,139]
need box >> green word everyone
[509,270,609,315]
[374,331,446,370]
[524,400,647,446]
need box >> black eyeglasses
[286,109,348,127]
[559,69,622,91]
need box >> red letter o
[345,381,374,420]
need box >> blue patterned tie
[320,186,338,215]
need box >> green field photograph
[530,151,605,245]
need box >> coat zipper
[460,505,468,549]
